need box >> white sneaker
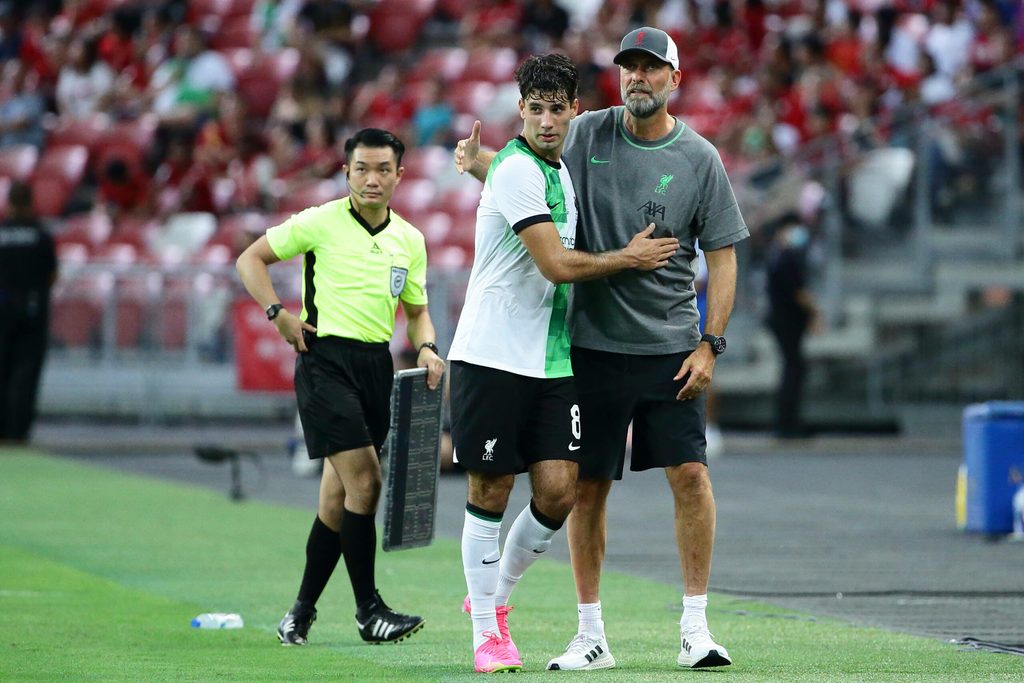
[547,632,615,671]
[677,622,731,668]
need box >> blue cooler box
[963,402,1024,533]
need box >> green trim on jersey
[486,137,572,377]
[616,110,687,150]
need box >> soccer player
[448,54,679,673]
[456,27,748,670]
[236,128,445,646]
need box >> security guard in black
[0,182,57,442]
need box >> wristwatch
[700,333,727,356]
[265,303,284,321]
[419,341,439,355]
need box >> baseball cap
[613,27,680,70]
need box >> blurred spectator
[917,52,956,106]
[968,0,1014,75]
[0,2,21,62]
[411,79,454,147]
[765,213,818,439]
[924,0,973,80]
[195,92,250,173]
[252,0,304,51]
[459,0,522,48]
[520,0,570,51]
[55,36,115,119]
[292,0,357,87]
[296,115,340,179]
[0,181,56,444]
[154,135,216,215]
[349,64,414,135]
[0,60,45,149]
[149,25,234,125]
[97,157,151,218]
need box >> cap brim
[613,47,676,69]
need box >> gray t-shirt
[563,106,748,354]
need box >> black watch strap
[419,341,439,355]
[700,333,726,355]
[266,303,284,321]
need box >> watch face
[712,336,727,354]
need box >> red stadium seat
[49,272,113,348]
[57,242,90,267]
[407,47,468,84]
[448,81,497,116]
[0,145,39,182]
[189,0,231,16]
[388,179,436,217]
[226,0,256,17]
[91,242,139,266]
[30,176,74,217]
[35,145,89,188]
[95,115,157,172]
[277,180,340,213]
[209,15,255,50]
[47,113,109,155]
[236,71,278,118]
[58,212,113,249]
[462,47,518,83]
[368,0,435,54]
[113,271,157,348]
[401,145,451,181]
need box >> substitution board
[381,367,445,551]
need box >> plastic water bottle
[191,613,244,629]
[1012,485,1024,540]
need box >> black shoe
[277,602,317,645]
[355,591,424,644]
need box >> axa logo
[655,174,674,194]
[637,200,666,220]
[482,437,497,461]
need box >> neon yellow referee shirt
[266,197,428,343]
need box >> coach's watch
[419,341,439,355]
[265,303,284,321]
[700,333,727,356]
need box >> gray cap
[613,27,680,70]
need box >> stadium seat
[113,270,158,348]
[429,243,471,271]
[448,81,497,116]
[407,47,468,84]
[368,0,436,54]
[158,274,193,349]
[401,145,451,181]
[0,144,39,182]
[95,115,157,172]
[90,242,139,267]
[236,71,278,118]
[49,272,113,348]
[388,179,436,217]
[462,47,518,83]
[189,0,232,17]
[151,212,218,263]
[35,145,89,188]
[415,211,452,250]
[277,180,340,213]
[30,175,75,217]
[226,0,256,17]
[46,113,109,155]
[56,242,90,267]
[58,212,113,249]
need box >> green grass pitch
[1,450,1022,681]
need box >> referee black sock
[339,509,378,608]
[296,515,342,608]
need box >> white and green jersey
[448,136,579,378]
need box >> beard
[623,83,669,119]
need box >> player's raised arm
[454,120,494,182]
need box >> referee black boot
[355,590,424,644]
[277,601,317,645]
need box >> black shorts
[294,335,394,459]
[449,361,580,475]
[570,345,707,480]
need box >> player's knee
[669,462,711,496]
[535,487,576,522]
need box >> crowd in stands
[0,0,1022,331]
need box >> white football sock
[578,601,605,636]
[681,594,709,630]
[462,508,501,649]
[494,503,558,606]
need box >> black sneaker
[355,591,424,644]
[277,602,317,645]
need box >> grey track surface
[36,423,1024,647]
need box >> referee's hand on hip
[274,310,317,353]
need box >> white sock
[462,508,502,649]
[681,594,708,630]
[494,502,559,606]
[578,601,604,636]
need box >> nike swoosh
[547,201,561,210]
[531,548,546,554]
[482,557,500,565]
[568,443,581,451]
[589,156,611,164]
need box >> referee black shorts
[450,360,581,475]
[570,345,707,480]
[294,334,394,460]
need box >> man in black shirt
[0,181,57,443]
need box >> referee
[236,128,444,646]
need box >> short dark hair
[514,53,579,103]
[344,128,405,166]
